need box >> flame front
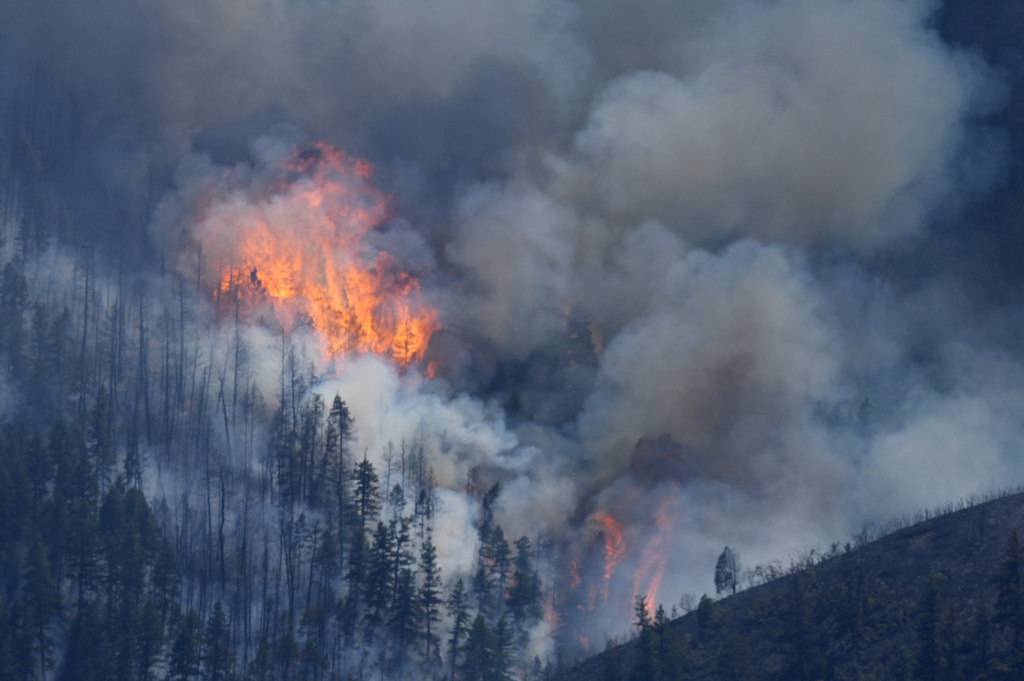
[632,488,680,608]
[593,510,625,598]
[198,143,439,367]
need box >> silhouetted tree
[715,547,740,596]
[446,578,470,680]
[170,609,202,681]
[203,601,234,681]
[419,534,443,663]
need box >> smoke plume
[3,0,1021,655]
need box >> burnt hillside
[558,490,1024,681]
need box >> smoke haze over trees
[1,0,1024,677]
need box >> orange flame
[593,510,625,598]
[198,143,439,367]
[568,559,581,590]
[632,488,680,608]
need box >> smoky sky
[4,0,1024,643]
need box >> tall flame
[632,488,680,608]
[593,510,625,598]
[196,143,439,366]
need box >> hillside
[3,1,1024,680]
[557,491,1024,681]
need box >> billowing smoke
[3,0,1023,663]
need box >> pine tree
[365,521,393,633]
[0,263,29,379]
[715,547,740,596]
[24,534,59,681]
[461,614,491,681]
[389,567,421,665]
[169,609,202,681]
[299,607,327,681]
[203,601,234,681]
[697,594,715,637]
[507,536,542,627]
[88,388,115,491]
[492,616,516,681]
[487,527,512,612]
[327,395,354,575]
[137,600,164,681]
[634,594,651,632]
[247,639,275,681]
[446,578,470,680]
[472,564,493,619]
[389,516,415,605]
[275,630,300,681]
[58,600,110,681]
[419,534,443,663]
[631,595,657,681]
[348,455,380,595]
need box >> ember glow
[197,143,439,367]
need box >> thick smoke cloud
[3,0,1020,650]
[561,0,983,251]
[1,0,586,163]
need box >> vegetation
[557,490,1024,681]
[0,245,549,680]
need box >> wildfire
[593,510,625,598]
[562,483,680,626]
[632,488,680,608]
[197,143,439,367]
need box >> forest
[4,0,1024,679]
[0,171,561,679]
[561,490,1024,681]
[0,241,550,681]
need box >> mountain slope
[558,490,1024,681]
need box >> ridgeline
[558,490,1024,681]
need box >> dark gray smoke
[2,0,1021,649]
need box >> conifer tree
[446,578,470,680]
[365,521,393,633]
[492,616,516,681]
[24,534,59,681]
[137,600,164,681]
[170,609,202,681]
[507,536,542,627]
[461,614,492,681]
[489,527,512,616]
[389,516,415,605]
[472,564,493,619]
[419,534,443,663]
[58,600,109,681]
[389,566,421,664]
[247,639,275,681]
[346,454,380,627]
[203,601,234,681]
[327,395,354,574]
[714,547,740,596]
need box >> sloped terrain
[558,491,1024,681]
